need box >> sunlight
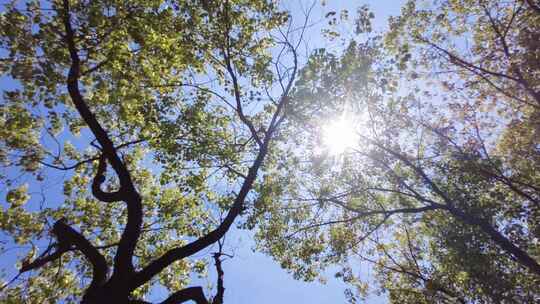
[321,116,358,155]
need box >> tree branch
[130,138,269,290]
[367,139,540,276]
[212,243,225,304]
[421,36,540,106]
[129,3,300,289]
[62,0,142,278]
[222,2,263,147]
[212,254,225,304]
[286,204,440,238]
[39,138,147,172]
[446,205,540,276]
[21,219,109,293]
[19,243,70,274]
[91,154,124,202]
[161,287,209,304]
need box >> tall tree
[0,0,299,303]
[250,2,540,303]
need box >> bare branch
[212,242,225,304]
[222,3,263,147]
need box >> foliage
[250,1,540,303]
[2,1,540,303]
[0,0,295,303]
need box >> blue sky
[0,0,406,302]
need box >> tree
[250,2,540,303]
[0,0,300,303]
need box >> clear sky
[0,0,406,303]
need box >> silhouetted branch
[212,240,226,304]
[212,254,225,304]
[130,4,301,291]
[161,287,209,304]
[366,138,540,276]
[62,0,142,279]
[19,243,69,273]
[91,154,123,202]
[39,138,149,171]
[131,138,269,289]
[21,219,108,293]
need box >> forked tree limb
[130,141,269,290]
[150,250,226,304]
[129,3,299,291]
[367,139,540,276]
[55,0,300,299]
[52,219,109,291]
[21,219,108,293]
[212,253,225,304]
[19,243,70,274]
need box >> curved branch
[62,0,142,277]
[91,155,124,202]
[19,240,119,275]
[266,39,297,135]
[39,138,147,172]
[130,140,269,290]
[52,219,108,292]
[62,0,131,188]
[130,6,299,289]
[161,287,209,304]
[222,3,263,147]
[40,156,98,171]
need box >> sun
[321,116,358,155]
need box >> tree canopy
[1,0,539,303]
[251,0,540,302]
[1,0,297,302]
